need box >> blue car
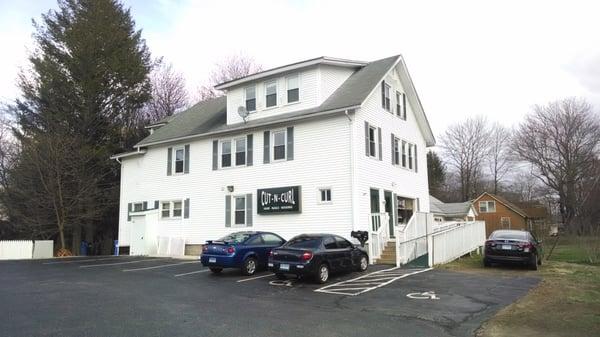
[200,231,286,275]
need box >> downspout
[346,110,356,233]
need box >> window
[501,216,511,229]
[221,140,232,168]
[408,144,413,170]
[161,200,182,219]
[335,236,352,249]
[287,75,299,103]
[133,202,144,212]
[393,138,400,165]
[273,129,286,161]
[235,138,246,166]
[174,147,185,173]
[319,188,332,203]
[381,81,391,112]
[262,233,284,245]
[396,91,402,117]
[323,237,337,249]
[479,200,496,213]
[265,81,277,108]
[401,141,407,167]
[368,126,377,157]
[234,196,246,226]
[245,86,256,112]
[246,235,263,245]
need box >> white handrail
[369,212,390,262]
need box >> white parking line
[174,269,210,277]
[80,258,169,268]
[236,273,274,283]
[315,267,432,296]
[43,257,124,265]
[122,261,200,272]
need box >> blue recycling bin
[113,240,119,256]
[79,240,88,256]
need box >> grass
[439,237,600,337]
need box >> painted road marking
[315,267,432,296]
[123,261,201,272]
[407,291,440,300]
[237,273,274,283]
[269,279,294,287]
[174,269,210,277]
[80,258,170,268]
[43,257,126,265]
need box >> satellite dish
[237,106,249,122]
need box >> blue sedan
[200,231,286,275]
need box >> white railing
[429,220,486,265]
[0,240,54,260]
[369,212,390,262]
[395,212,432,266]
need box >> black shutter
[263,131,270,164]
[154,200,159,209]
[184,198,190,219]
[127,203,132,221]
[381,81,385,109]
[286,126,294,161]
[246,193,252,227]
[414,144,418,172]
[225,196,231,227]
[391,133,395,165]
[184,144,190,173]
[377,127,382,161]
[247,134,253,166]
[167,147,172,176]
[364,121,369,156]
[142,201,148,211]
[212,140,218,170]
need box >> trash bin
[79,240,88,256]
[113,240,119,256]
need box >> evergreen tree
[427,150,446,198]
[5,0,152,251]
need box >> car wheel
[529,254,538,270]
[315,263,330,284]
[275,273,286,280]
[483,258,491,267]
[357,254,368,272]
[209,267,223,273]
[242,257,257,276]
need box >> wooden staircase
[374,241,396,265]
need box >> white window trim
[271,128,287,162]
[317,187,332,204]
[264,80,278,109]
[161,200,183,219]
[393,137,400,166]
[232,195,247,227]
[479,200,496,213]
[368,126,377,158]
[172,146,185,175]
[219,138,247,169]
[286,74,300,104]
[244,85,257,112]
[487,200,496,212]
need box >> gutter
[110,148,147,163]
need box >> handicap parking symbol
[269,279,294,287]
[406,291,440,300]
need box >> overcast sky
[1,0,599,136]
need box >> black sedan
[484,230,543,270]
[268,234,369,283]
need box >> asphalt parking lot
[0,256,540,337]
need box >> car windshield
[490,231,528,241]
[285,237,321,249]
[216,232,253,244]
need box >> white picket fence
[0,240,54,260]
[157,236,185,257]
[429,220,486,265]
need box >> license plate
[502,245,512,250]
[280,263,290,271]
[208,257,216,263]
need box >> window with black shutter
[287,75,299,103]
[265,81,277,108]
[221,140,231,168]
[245,86,256,112]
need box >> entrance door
[384,191,394,238]
[130,216,146,256]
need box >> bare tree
[440,116,491,201]
[487,123,513,194]
[513,97,600,228]
[146,60,189,123]
[196,54,262,101]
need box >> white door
[130,216,146,256]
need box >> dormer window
[287,75,299,103]
[245,86,256,112]
[381,81,391,112]
[265,81,277,108]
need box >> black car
[484,230,543,270]
[268,234,369,283]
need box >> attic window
[265,81,277,108]
[381,81,391,112]
[479,200,496,213]
[245,86,256,112]
[287,75,299,103]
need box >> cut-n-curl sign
[257,186,301,214]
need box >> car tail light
[518,242,533,250]
[227,246,235,254]
[202,245,208,252]
[485,240,496,247]
[301,251,313,261]
[268,250,273,257]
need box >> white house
[112,55,436,259]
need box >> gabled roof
[134,55,435,148]
[474,192,529,218]
[429,196,474,218]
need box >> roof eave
[110,149,147,160]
